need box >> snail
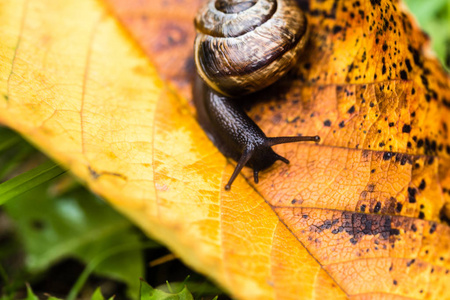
[193,0,319,190]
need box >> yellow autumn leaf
[1,0,449,299]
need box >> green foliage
[0,128,160,298]
[0,128,35,180]
[0,160,65,205]
[66,238,159,300]
[405,0,450,70]
[24,285,39,300]
[139,280,194,300]
[91,287,114,300]
[154,280,223,299]
[6,280,215,300]
[18,285,113,300]
[3,175,152,298]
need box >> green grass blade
[67,241,160,300]
[0,142,35,181]
[24,284,39,300]
[0,129,21,152]
[0,160,65,205]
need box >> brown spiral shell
[194,0,309,97]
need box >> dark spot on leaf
[383,152,393,160]
[88,166,127,181]
[374,201,381,213]
[341,212,396,243]
[272,113,282,124]
[358,9,364,18]
[439,206,450,225]
[405,59,412,72]
[323,119,331,127]
[408,45,423,67]
[89,166,101,179]
[421,74,429,87]
[332,25,343,34]
[402,124,411,133]
[443,98,450,108]
[348,105,355,114]
[390,228,400,235]
[331,226,344,234]
[429,223,437,234]
[406,259,415,267]
[419,179,426,190]
[408,187,417,203]
[400,70,408,80]
[155,23,187,50]
[395,153,411,165]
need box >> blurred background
[405,0,449,71]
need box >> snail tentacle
[225,148,254,190]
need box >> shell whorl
[194,0,308,97]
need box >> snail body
[194,0,319,190]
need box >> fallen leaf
[0,0,449,299]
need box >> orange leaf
[1,0,449,299]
